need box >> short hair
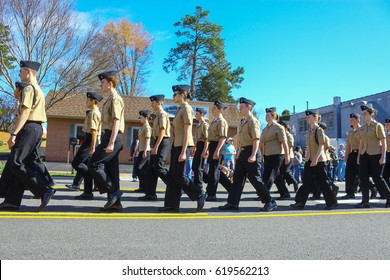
[366,107,378,116]
[271,111,279,121]
[104,76,119,88]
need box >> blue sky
[76,0,390,113]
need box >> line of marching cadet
[0,60,390,212]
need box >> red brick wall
[45,119,77,163]
[45,118,135,164]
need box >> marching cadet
[355,104,390,208]
[136,110,154,201]
[311,122,339,199]
[290,110,338,210]
[1,81,54,197]
[192,107,209,192]
[274,121,298,199]
[147,94,171,201]
[88,71,124,212]
[219,98,276,211]
[159,85,205,212]
[341,113,361,199]
[383,119,390,187]
[204,100,229,201]
[72,92,102,200]
[259,108,290,194]
[0,61,56,211]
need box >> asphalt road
[0,177,389,260]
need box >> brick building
[45,93,242,163]
[289,90,390,149]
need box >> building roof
[46,92,242,127]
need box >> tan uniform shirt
[208,116,228,142]
[195,118,209,143]
[347,126,361,151]
[138,123,152,152]
[306,124,327,162]
[324,134,331,161]
[102,92,125,133]
[238,113,260,147]
[20,83,47,122]
[172,102,194,147]
[387,132,390,153]
[152,109,170,138]
[260,122,286,156]
[286,131,295,158]
[359,120,386,155]
[83,108,101,137]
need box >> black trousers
[192,141,205,191]
[312,161,339,198]
[295,161,337,206]
[0,138,54,197]
[164,146,202,208]
[147,138,170,196]
[72,133,93,194]
[88,132,123,194]
[274,158,295,196]
[383,152,390,188]
[71,171,84,187]
[345,152,360,195]
[359,153,390,203]
[134,150,150,191]
[5,122,50,207]
[227,146,271,206]
[206,141,226,197]
[0,160,12,196]
[202,171,231,192]
[263,154,284,190]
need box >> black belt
[240,145,252,151]
[154,137,169,140]
[26,120,42,124]
[351,149,358,153]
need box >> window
[69,124,84,145]
[321,112,334,130]
[298,118,307,133]
[126,127,141,149]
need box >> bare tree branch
[0,0,108,109]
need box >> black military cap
[360,103,373,111]
[305,109,318,116]
[350,113,360,119]
[172,85,190,92]
[214,100,227,110]
[15,81,29,90]
[98,70,118,81]
[385,119,390,123]
[149,94,165,102]
[196,107,207,115]
[239,97,256,107]
[265,107,276,113]
[318,122,327,130]
[139,110,151,118]
[20,60,41,71]
[86,92,103,102]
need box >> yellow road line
[0,209,389,220]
